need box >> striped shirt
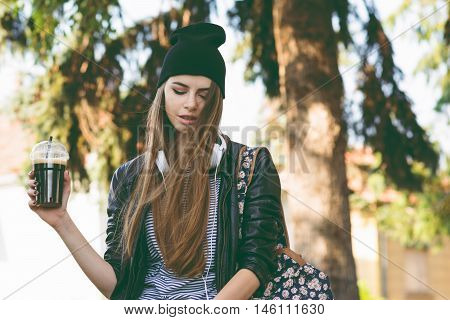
[138,174,221,300]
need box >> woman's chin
[177,122,198,131]
[174,125,193,135]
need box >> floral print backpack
[236,146,335,300]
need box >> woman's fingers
[26,171,37,208]
[27,187,38,199]
[28,198,39,209]
[27,179,37,188]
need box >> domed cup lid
[30,136,69,165]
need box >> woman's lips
[178,115,197,125]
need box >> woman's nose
[183,92,199,110]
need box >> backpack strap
[236,147,308,270]
[236,145,292,250]
[236,145,261,240]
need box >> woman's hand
[26,169,71,230]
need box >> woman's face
[164,75,212,132]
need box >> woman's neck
[175,132,193,157]
[174,131,220,159]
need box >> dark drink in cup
[30,137,69,208]
[33,158,67,207]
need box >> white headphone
[155,133,227,300]
[155,133,227,191]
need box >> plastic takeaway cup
[30,137,69,208]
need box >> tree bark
[273,0,359,299]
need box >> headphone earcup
[156,134,227,173]
[156,150,169,174]
[210,134,226,168]
[210,143,221,168]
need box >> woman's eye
[173,89,206,99]
[173,89,185,95]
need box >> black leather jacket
[103,134,283,299]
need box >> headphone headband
[156,133,226,174]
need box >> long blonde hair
[119,79,223,277]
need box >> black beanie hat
[156,22,226,99]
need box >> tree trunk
[273,0,359,299]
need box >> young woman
[26,22,284,300]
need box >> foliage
[226,0,441,191]
[357,280,383,300]
[349,151,450,250]
[0,0,446,196]
[376,167,450,250]
[227,0,280,97]
[386,0,449,118]
[0,0,215,192]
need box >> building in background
[345,147,449,299]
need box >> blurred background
[0,0,449,300]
